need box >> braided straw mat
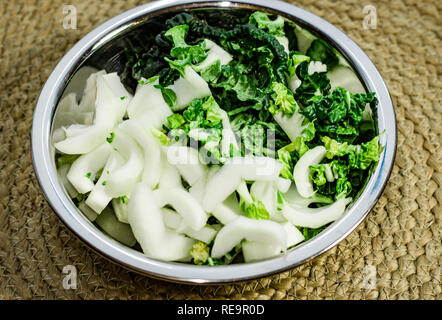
[0,0,440,300]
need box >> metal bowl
[31,0,396,284]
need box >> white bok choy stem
[203,156,283,213]
[169,66,211,111]
[250,180,286,222]
[158,155,183,190]
[127,79,172,129]
[161,208,217,244]
[211,216,287,258]
[85,150,125,214]
[67,143,112,194]
[77,70,106,113]
[211,193,242,225]
[193,39,233,72]
[128,183,195,261]
[282,197,352,229]
[293,145,327,198]
[242,222,304,262]
[54,73,128,154]
[164,145,208,186]
[119,120,162,189]
[273,110,307,142]
[104,129,144,198]
[153,188,208,231]
[284,184,333,207]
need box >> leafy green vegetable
[154,84,177,107]
[249,12,285,37]
[306,39,339,70]
[269,82,299,117]
[294,60,331,106]
[190,241,210,265]
[322,135,382,170]
[300,87,377,142]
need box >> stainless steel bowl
[31,0,396,284]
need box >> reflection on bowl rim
[31,0,396,284]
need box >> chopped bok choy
[53,11,382,265]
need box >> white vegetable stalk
[164,145,208,186]
[105,129,144,198]
[308,61,327,75]
[54,73,127,154]
[211,216,287,258]
[77,70,106,113]
[127,183,195,261]
[193,39,233,72]
[119,120,162,189]
[67,143,112,194]
[158,156,183,190]
[282,197,352,229]
[52,93,94,129]
[127,79,172,129]
[327,65,366,94]
[203,157,283,212]
[284,184,332,207]
[112,197,130,224]
[153,188,208,231]
[273,111,307,142]
[275,36,290,54]
[162,208,217,244]
[242,221,304,263]
[293,146,326,198]
[293,25,317,54]
[101,72,133,119]
[85,150,125,214]
[169,66,211,111]
[211,194,242,225]
[250,180,286,222]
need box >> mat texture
[0,0,440,300]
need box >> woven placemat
[0,0,440,300]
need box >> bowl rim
[31,0,397,284]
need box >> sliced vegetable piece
[153,188,208,231]
[95,206,137,247]
[293,146,326,198]
[162,208,217,244]
[105,129,144,198]
[78,201,98,222]
[85,150,125,214]
[119,120,162,189]
[128,183,195,261]
[67,143,112,194]
[164,145,208,186]
[203,157,283,212]
[327,65,366,94]
[127,79,172,129]
[281,197,352,228]
[211,194,242,225]
[168,66,211,111]
[284,184,333,207]
[211,216,287,258]
[193,39,233,72]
